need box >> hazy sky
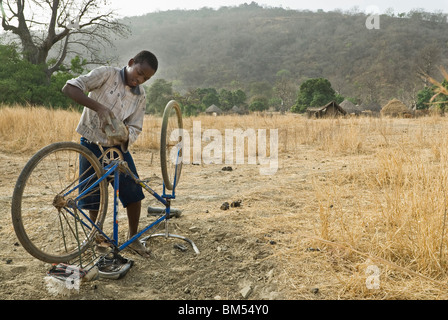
[108,0,448,17]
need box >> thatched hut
[205,104,223,116]
[230,105,246,115]
[359,102,381,116]
[381,99,413,117]
[340,100,360,115]
[306,101,347,118]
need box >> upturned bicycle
[11,100,198,278]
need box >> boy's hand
[105,118,129,146]
[97,107,115,133]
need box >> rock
[240,285,252,299]
[220,202,229,210]
[214,233,227,241]
[222,166,233,171]
[217,245,227,252]
[231,200,242,207]
[189,226,200,232]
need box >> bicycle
[11,100,198,279]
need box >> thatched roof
[381,99,412,117]
[205,104,223,114]
[306,101,346,118]
[340,100,360,114]
[231,105,242,114]
[360,102,381,112]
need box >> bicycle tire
[160,100,183,190]
[11,142,108,263]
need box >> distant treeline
[2,3,448,113]
[114,3,448,107]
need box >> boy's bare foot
[128,238,151,258]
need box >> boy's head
[125,50,158,88]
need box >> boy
[62,50,158,258]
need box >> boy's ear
[127,58,135,67]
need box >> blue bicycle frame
[64,154,184,255]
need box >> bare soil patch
[3,117,448,301]
[0,147,321,300]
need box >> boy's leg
[89,211,98,223]
[126,200,141,237]
[79,138,103,214]
[126,200,150,257]
[119,151,148,257]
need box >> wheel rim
[12,143,107,263]
[161,101,183,190]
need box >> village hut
[230,105,243,115]
[205,104,223,116]
[340,100,360,115]
[381,99,413,118]
[359,101,381,117]
[306,101,347,118]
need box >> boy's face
[125,59,156,88]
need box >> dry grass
[0,105,80,153]
[5,104,448,298]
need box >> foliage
[416,81,448,111]
[0,0,129,80]
[416,86,435,110]
[145,83,249,116]
[0,44,84,108]
[145,79,174,115]
[249,95,269,112]
[291,78,341,113]
[431,80,448,111]
[114,5,448,106]
[4,4,448,114]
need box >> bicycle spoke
[11,142,108,263]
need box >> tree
[0,0,129,81]
[249,95,268,112]
[145,79,173,115]
[291,78,338,113]
[202,91,220,108]
[414,43,442,85]
[0,43,84,107]
[273,69,297,113]
[416,86,434,110]
[429,79,448,111]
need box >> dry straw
[5,97,448,298]
[380,99,412,118]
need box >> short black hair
[133,50,158,72]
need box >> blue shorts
[78,137,145,210]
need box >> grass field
[4,104,448,299]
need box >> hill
[112,3,448,106]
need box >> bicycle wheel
[11,142,108,263]
[160,100,183,190]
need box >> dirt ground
[0,143,379,301]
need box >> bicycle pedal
[96,253,134,280]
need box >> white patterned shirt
[66,66,146,148]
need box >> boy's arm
[124,95,146,146]
[62,83,115,132]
